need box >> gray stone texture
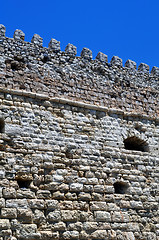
[0,24,6,37]
[81,47,92,60]
[31,34,43,46]
[96,52,108,63]
[49,38,60,52]
[13,29,25,41]
[0,25,158,240]
[65,43,77,56]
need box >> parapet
[1,24,159,76]
[0,24,158,117]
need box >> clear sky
[1,0,159,70]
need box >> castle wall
[0,25,158,240]
[0,90,158,240]
[0,26,158,117]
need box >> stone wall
[0,25,158,240]
[0,90,158,240]
[0,25,158,117]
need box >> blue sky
[1,0,159,70]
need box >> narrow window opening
[124,136,149,152]
[0,118,5,133]
[17,180,31,189]
[114,182,129,194]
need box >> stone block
[13,29,25,41]
[130,201,143,209]
[0,219,10,230]
[111,211,129,223]
[47,210,61,222]
[31,34,43,46]
[36,190,51,199]
[90,202,107,211]
[138,63,149,72]
[6,199,28,208]
[125,59,136,69]
[95,211,111,222]
[0,24,6,37]
[61,210,78,222]
[83,222,98,231]
[16,224,40,239]
[34,209,45,224]
[17,209,33,223]
[53,222,66,231]
[111,56,122,66]
[1,208,17,218]
[65,43,77,56]
[78,192,91,201]
[70,183,83,192]
[63,231,79,240]
[91,230,107,239]
[16,189,35,199]
[49,38,60,52]
[81,47,92,60]
[0,198,5,208]
[3,187,16,198]
[151,66,159,76]
[46,200,59,209]
[96,52,108,63]
[28,199,45,209]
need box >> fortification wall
[0,24,158,240]
[0,25,158,117]
[0,90,158,240]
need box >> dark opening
[124,136,149,152]
[65,149,73,159]
[42,54,50,63]
[17,180,31,188]
[11,61,20,71]
[0,118,5,133]
[114,182,129,194]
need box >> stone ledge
[0,87,158,122]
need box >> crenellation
[138,63,150,73]
[48,38,60,52]
[65,43,77,56]
[31,34,43,46]
[13,29,25,41]
[0,25,158,240]
[96,52,108,63]
[0,24,6,38]
[125,59,136,69]
[110,55,122,66]
[151,66,159,76]
[81,47,92,60]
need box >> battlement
[0,24,158,118]
[0,25,159,240]
[1,24,159,75]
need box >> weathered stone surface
[125,59,136,69]
[0,26,158,240]
[31,34,43,46]
[13,29,25,41]
[95,211,111,222]
[81,47,92,60]
[0,219,10,230]
[65,43,77,56]
[96,52,108,63]
[61,210,78,222]
[49,38,60,52]
[0,24,6,37]
[111,56,122,66]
